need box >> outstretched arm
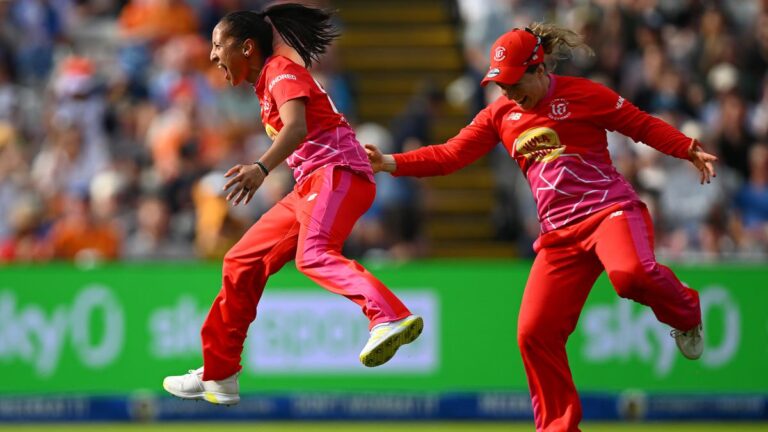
[590,83,718,185]
[366,107,500,177]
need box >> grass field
[1,422,767,431]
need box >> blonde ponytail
[529,22,595,61]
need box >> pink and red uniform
[393,75,701,431]
[201,55,411,381]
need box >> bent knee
[607,261,659,298]
[222,248,246,271]
[221,249,236,271]
[517,321,558,353]
[295,250,334,273]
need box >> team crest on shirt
[548,98,571,120]
[514,127,564,162]
[261,98,271,115]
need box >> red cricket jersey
[254,55,373,184]
[393,74,693,233]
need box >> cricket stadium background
[1,0,767,430]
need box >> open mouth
[218,64,230,81]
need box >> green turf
[1,422,767,432]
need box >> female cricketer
[366,24,716,431]
[162,4,423,405]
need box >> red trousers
[201,166,411,380]
[520,201,701,431]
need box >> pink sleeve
[393,107,500,177]
[589,82,692,160]
[267,63,313,108]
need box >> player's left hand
[688,140,718,185]
[223,163,266,205]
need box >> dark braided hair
[219,3,340,68]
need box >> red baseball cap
[481,28,544,87]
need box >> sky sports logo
[146,290,439,375]
[244,291,439,374]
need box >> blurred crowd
[0,0,317,264]
[0,0,766,264]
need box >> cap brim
[480,66,527,87]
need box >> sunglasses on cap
[520,27,543,66]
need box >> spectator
[191,170,249,260]
[733,143,768,253]
[31,116,109,199]
[709,91,754,180]
[48,191,122,262]
[0,193,51,263]
[123,194,195,260]
[0,123,32,242]
[117,0,200,95]
[9,0,66,85]
[118,0,199,45]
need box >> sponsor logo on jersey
[507,112,522,121]
[268,73,297,92]
[548,98,571,120]
[615,96,625,109]
[514,127,564,162]
[265,123,279,140]
[494,46,506,61]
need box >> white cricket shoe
[671,324,703,360]
[359,314,423,367]
[162,367,240,405]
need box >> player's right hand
[364,143,396,173]
[363,143,383,172]
[223,163,264,205]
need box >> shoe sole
[673,325,703,360]
[360,315,424,368]
[162,382,240,406]
[675,339,703,360]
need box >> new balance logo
[507,112,522,121]
[268,73,297,92]
[609,210,623,219]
